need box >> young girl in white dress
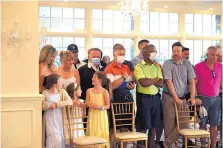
[42,74,72,148]
[66,83,85,138]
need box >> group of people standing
[39,39,222,148]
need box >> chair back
[175,102,197,132]
[66,105,88,140]
[111,102,135,134]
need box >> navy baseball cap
[67,44,78,52]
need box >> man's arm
[166,80,183,104]
[153,64,163,88]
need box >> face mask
[149,52,157,61]
[91,58,100,65]
[117,56,125,64]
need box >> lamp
[120,0,149,19]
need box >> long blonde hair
[39,45,58,68]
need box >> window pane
[203,14,211,35]
[114,21,123,32]
[194,14,202,34]
[159,40,169,60]
[150,40,159,49]
[212,15,221,34]
[39,17,50,29]
[63,37,73,48]
[185,24,193,34]
[51,37,63,47]
[140,22,149,33]
[39,6,50,17]
[160,13,168,33]
[51,18,62,31]
[78,47,86,61]
[93,38,103,48]
[51,7,62,18]
[63,18,74,31]
[169,23,178,33]
[75,8,85,18]
[114,38,124,45]
[123,21,131,32]
[74,19,85,30]
[63,8,73,18]
[93,9,102,19]
[103,38,113,48]
[93,20,102,31]
[103,10,113,20]
[169,13,178,23]
[203,40,211,52]
[103,20,113,32]
[140,14,149,22]
[194,40,203,64]
[185,14,193,23]
[75,37,85,47]
[114,11,123,21]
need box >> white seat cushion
[73,136,107,145]
[179,129,210,136]
[115,132,147,140]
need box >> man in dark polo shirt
[162,42,196,148]
[78,48,105,100]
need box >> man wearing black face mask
[134,44,163,148]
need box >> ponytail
[104,78,113,100]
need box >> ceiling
[39,0,222,14]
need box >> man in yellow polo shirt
[134,44,163,148]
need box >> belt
[138,93,159,98]
[113,94,132,99]
[163,91,185,99]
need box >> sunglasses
[211,70,216,79]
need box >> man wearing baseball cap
[67,44,86,69]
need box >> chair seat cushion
[115,132,147,140]
[179,129,210,136]
[73,136,107,145]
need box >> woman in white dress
[66,83,85,138]
[58,50,80,89]
[42,74,72,148]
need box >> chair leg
[184,137,187,148]
[120,142,123,148]
[208,137,210,148]
[145,140,148,148]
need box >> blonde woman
[58,51,80,89]
[39,45,58,93]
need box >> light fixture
[1,16,31,47]
[164,5,168,8]
[120,0,149,19]
[209,8,213,10]
[39,15,48,47]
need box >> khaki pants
[162,93,190,146]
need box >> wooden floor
[125,124,222,148]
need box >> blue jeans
[200,96,221,126]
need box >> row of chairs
[66,102,210,148]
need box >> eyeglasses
[211,70,216,79]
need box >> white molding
[1,94,43,101]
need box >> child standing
[66,83,85,138]
[42,74,72,148]
[86,71,112,146]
